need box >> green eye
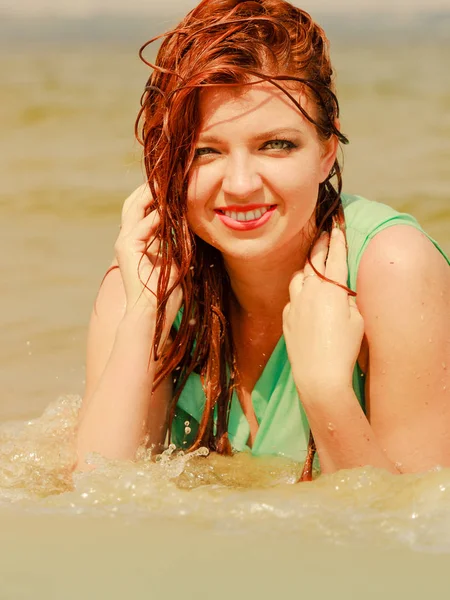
[263,140,296,151]
[194,147,217,158]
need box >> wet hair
[135,0,349,456]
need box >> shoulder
[94,261,126,319]
[342,193,404,233]
[354,225,450,472]
[95,183,152,317]
[341,193,449,291]
[358,224,449,287]
[356,224,450,340]
[83,262,126,396]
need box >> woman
[76,0,450,478]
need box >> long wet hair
[134,0,349,455]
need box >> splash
[2,396,450,553]
[0,396,79,500]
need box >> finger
[117,212,160,253]
[348,295,358,309]
[122,205,160,242]
[121,183,153,217]
[282,301,291,323]
[348,294,357,315]
[348,295,362,317]
[288,271,304,299]
[121,185,155,234]
[303,232,329,277]
[349,295,364,333]
[136,212,161,247]
[324,226,348,288]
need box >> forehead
[198,82,310,134]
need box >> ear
[319,119,340,183]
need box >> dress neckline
[227,334,287,450]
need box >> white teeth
[222,206,271,222]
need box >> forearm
[76,311,159,470]
[300,384,399,474]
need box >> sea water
[0,15,449,599]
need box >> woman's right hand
[114,184,183,335]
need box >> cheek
[186,199,200,234]
[271,161,321,203]
[186,171,201,224]
[187,176,200,229]
[186,168,198,204]
[186,166,219,231]
[186,168,209,212]
[186,175,211,240]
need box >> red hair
[134,0,349,457]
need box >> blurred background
[1,0,449,422]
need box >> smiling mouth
[215,205,276,222]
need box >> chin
[215,239,288,263]
[190,221,311,263]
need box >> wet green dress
[171,194,449,462]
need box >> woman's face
[187,82,337,264]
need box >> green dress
[171,194,450,462]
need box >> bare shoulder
[356,224,450,322]
[84,184,154,397]
[94,260,126,323]
[93,183,151,322]
[83,262,127,400]
[359,224,448,274]
[354,226,450,471]
[355,223,449,401]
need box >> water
[0,17,449,598]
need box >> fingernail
[332,216,341,230]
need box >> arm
[356,225,450,472]
[76,185,182,470]
[284,226,450,474]
[299,384,398,474]
[76,264,171,470]
[284,228,398,474]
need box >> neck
[224,231,313,322]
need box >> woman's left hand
[283,227,365,397]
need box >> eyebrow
[197,127,304,144]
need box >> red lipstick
[214,205,277,231]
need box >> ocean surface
[0,15,449,598]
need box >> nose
[222,152,263,199]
